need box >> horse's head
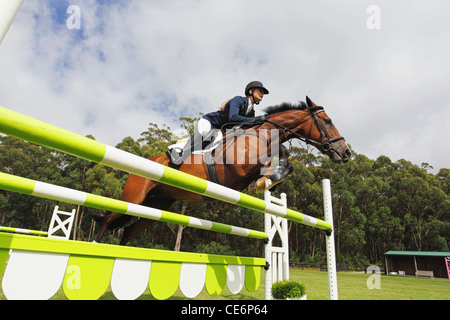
[303,96,351,163]
[263,97,351,163]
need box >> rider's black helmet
[245,81,269,96]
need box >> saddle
[167,132,223,185]
[166,126,259,186]
[168,131,223,156]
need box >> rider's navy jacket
[202,96,255,129]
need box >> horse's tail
[90,212,132,230]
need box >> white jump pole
[0,0,24,45]
[323,179,338,300]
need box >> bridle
[266,106,346,154]
[221,105,346,154]
[306,106,346,153]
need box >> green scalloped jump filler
[245,265,261,292]
[149,261,182,300]
[0,248,9,277]
[63,255,115,300]
[205,264,227,296]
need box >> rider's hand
[253,114,269,123]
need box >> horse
[94,97,351,245]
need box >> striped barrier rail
[0,106,332,231]
[0,226,47,237]
[0,172,267,240]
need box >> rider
[168,81,270,165]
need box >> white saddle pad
[168,131,223,155]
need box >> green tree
[0,121,448,264]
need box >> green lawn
[2,268,449,300]
[181,269,450,301]
[291,269,450,300]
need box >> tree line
[0,118,448,266]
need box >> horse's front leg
[247,146,293,195]
[247,163,292,194]
[269,144,293,182]
[247,176,278,195]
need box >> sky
[0,0,449,173]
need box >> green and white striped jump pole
[0,0,24,45]
[0,172,267,240]
[0,226,47,237]
[0,106,332,231]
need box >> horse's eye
[324,118,332,125]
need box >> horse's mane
[223,101,308,132]
[263,101,308,115]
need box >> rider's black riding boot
[168,132,204,165]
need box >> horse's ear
[306,96,316,107]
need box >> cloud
[0,0,448,172]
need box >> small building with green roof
[384,251,450,279]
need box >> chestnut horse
[94,97,351,245]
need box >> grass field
[174,268,450,301]
[291,269,450,300]
[2,268,448,300]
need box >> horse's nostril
[342,149,352,162]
